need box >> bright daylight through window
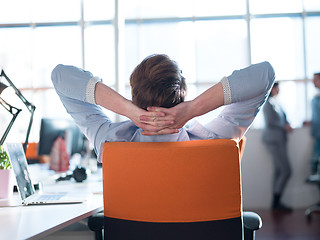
[0,0,320,143]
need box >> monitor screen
[38,118,85,156]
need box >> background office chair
[88,138,262,240]
[305,173,320,221]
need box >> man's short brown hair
[130,54,187,110]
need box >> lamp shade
[0,82,8,95]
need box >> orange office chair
[88,138,261,240]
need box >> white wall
[241,126,320,210]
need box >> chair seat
[104,216,242,240]
[88,211,262,240]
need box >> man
[262,82,293,211]
[310,73,320,177]
[51,54,275,163]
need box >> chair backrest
[102,139,243,240]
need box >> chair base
[305,202,320,222]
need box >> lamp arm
[0,70,35,114]
[23,105,35,153]
[0,98,22,146]
[1,70,36,152]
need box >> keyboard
[36,194,64,201]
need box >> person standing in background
[310,73,320,175]
[303,73,320,208]
[262,82,293,211]
[309,73,320,190]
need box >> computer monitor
[38,118,85,156]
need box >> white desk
[0,165,103,240]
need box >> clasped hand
[131,101,192,136]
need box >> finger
[157,128,179,135]
[147,106,168,113]
[138,122,174,132]
[140,115,174,122]
[141,128,179,136]
[137,123,160,132]
[139,112,165,120]
[140,119,175,127]
[139,116,155,122]
[153,120,175,127]
[149,111,165,117]
[140,115,160,122]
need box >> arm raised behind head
[141,61,275,136]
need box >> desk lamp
[0,70,36,153]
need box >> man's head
[130,54,187,110]
[313,73,320,89]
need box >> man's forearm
[95,82,131,117]
[190,82,224,118]
[94,82,169,132]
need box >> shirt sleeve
[203,61,275,140]
[51,64,110,161]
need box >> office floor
[42,219,95,240]
[44,209,320,240]
[253,209,320,240]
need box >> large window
[0,0,320,143]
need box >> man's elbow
[51,64,64,86]
[261,61,276,91]
[266,61,275,83]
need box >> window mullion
[246,0,252,66]
[114,0,125,122]
[80,0,85,69]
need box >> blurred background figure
[310,73,320,179]
[304,73,320,198]
[262,82,293,211]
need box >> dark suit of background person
[309,73,320,195]
[262,82,293,211]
